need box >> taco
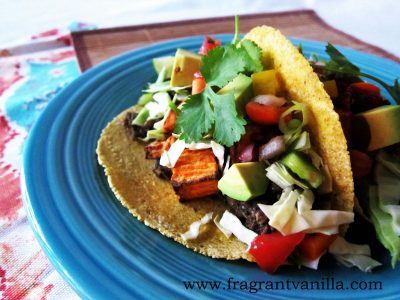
[97,24,382,272]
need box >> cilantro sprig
[175,34,262,146]
[325,43,400,104]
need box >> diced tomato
[248,232,305,273]
[245,102,285,125]
[350,82,381,96]
[350,150,373,178]
[199,36,221,55]
[297,233,338,261]
[192,71,206,94]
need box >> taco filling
[97,20,394,273]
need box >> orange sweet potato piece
[145,136,177,159]
[163,110,177,132]
[171,149,219,200]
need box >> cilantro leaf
[211,89,246,146]
[232,15,240,45]
[200,45,246,88]
[325,43,400,104]
[325,43,360,76]
[176,86,246,146]
[240,39,263,73]
[175,90,214,143]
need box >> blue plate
[22,35,400,299]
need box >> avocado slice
[281,151,324,189]
[217,74,253,115]
[170,49,202,87]
[218,162,268,201]
[353,105,400,151]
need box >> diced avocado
[353,105,400,151]
[251,69,283,96]
[323,80,338,98]
[170,49,201,87]
[132,108,149,126]
[218,162,268,201]
[281,151,324,189]
[217,74,253,115]
[153,56,175,79]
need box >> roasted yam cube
[145,136,177,159]
[163,110,177,132]
[171,149,219,200]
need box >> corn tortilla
[245,26,354,214]
[97,107,252,260]
[97,26,354,261]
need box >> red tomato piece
[192,72,206,95]
[350,82,381,96]
[199,36,221,55]
[245,102,285,125]
[297,233,338,261]
[248,232,305,273]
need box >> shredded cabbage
[328,236,370,256]
[213,214,232,238]
[181,212,213,241]
[299,253,324,270]
[266,162,309,190]
[328,236,381,272]
[333,254,382,273]
[144,92,171,119]
[160,139,225,169]
[159,139,186,168]
[218,211,257,246]
[258,189,354,235]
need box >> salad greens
[325,43,400,104]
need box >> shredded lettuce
[375,163,400,234]
[368,185,400,267]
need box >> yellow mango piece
[323,80,339,98]
[251,70,282,96]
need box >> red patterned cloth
[0,24,92,300]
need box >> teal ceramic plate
[22,35,400,299]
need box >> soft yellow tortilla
[97,108,251,260]
[97,26,354,261]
